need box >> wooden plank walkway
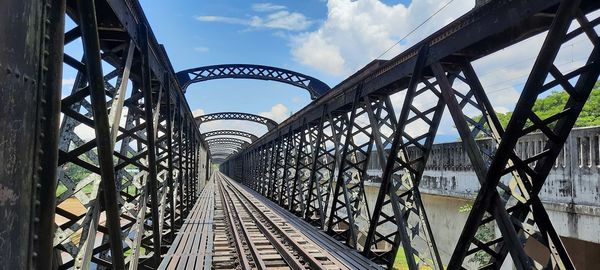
[158,181,214,270]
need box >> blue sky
[61,1,596,142]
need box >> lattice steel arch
[206,137,250,148]
[176,64,331,99]
[211,148,239,154]
[209,144,244,153]
[201,129,258,142]
[210,149,239,159]
[196,112,278,131]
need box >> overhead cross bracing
[1,0,600,270]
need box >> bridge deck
[159,182,215,269]
[159,172,383,269]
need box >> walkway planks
[158,181,215,270]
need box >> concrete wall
[366,126,600,205]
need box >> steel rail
[218,173,349,270]
[217,177,260,269]
[218,174,306,270]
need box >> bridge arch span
[201,129,258,142]
[176,64,331,99]
[196,112,277,131]
[206,137,250,148]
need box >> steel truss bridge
[1,0,599,269]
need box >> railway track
[213,172,349,270]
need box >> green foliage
[458,203,495,267]
[393,247,435,270]
[472,83,600,136]
[458,203,472,213]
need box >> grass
[124,246,146,258]
[393,247,435,270]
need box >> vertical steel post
[36,0,66,268]
[139,24,162,267]
[177,106,185,227]
[165,82,176,241]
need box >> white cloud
[192,108,205,117]
[255,11,313,31]
[292,32,345,75]
[196,15,248,25]
[291,0,472,76]
[259,103,290,123]
[194,46,209,53]
[252,3,286,12]
[62,78,76,87]
[195,7,312,31]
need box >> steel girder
[195,112,278,131]
[222,1,600,269]
[176,64,331,99]
[201,129,258,142]
[0,0,209,268]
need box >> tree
[472,82,600,136]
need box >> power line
[483,56,589,95]
[374,0,456,61]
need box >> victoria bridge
[1,0,600,269]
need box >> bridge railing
[0,0,210,269]
[397,126,600,173]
